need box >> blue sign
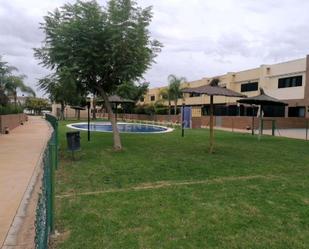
[182,106,192,128]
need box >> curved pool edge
[66,122,174,134]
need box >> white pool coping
[66,122,174,134]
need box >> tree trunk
[92,97,97,120]
[14,90,17,108]
[60,102,65,120]
[168,99,171,122]
[174,99,178,115]
[209,95,214,154]
[98,88,122,151]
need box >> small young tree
[35,0,161,150]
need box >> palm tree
[167,74,186,115]
[5,75,35,107]
[0,57,35,107]
[0,57,17,98]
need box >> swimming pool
[67,122,173,134]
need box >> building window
[150,95,155,101]
[288,106,305,117]
[189,93,201,97]
[241,82,258,92]
[278,76,302,88]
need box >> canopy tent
[237,88,287,139]
[182,85,246,153]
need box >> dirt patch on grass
[57,174,281,199]
[49,230,71,249]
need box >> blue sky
[1,0,309,96]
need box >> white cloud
[1,0,309,96]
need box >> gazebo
[70,106,86,120]
[182,83,246,153]
[237,88,287,139]
[102,95,134,121]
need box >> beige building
[141,55,309,118]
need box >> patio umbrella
[237,88,287,139]
[182,83,246,153]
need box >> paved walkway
[0,116,51,248]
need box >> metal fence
[35,114,58,249]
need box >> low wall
[0,113,28,134]
[56,109,309,130]
[262,117,309,129]
[192,116,309,130]
[221,116,259,130]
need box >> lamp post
[251,104,255,136]
[87,100,91,142]
[181,103,185,137]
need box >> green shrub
[133,105,147,114]
[133,104,170,115]
[154,107,168,115]
[0,104,24,115]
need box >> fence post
[48,141,55,233]
[306,119,308,140]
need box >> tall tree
[38,71,85,120]
[116,81,149,103]
[25,97,50,115]
[5,75,36,107]
[35,0,161,150]
[0,56,35,106]
[116,81,148,113]
[0,56,17,90]
[167,74,186,115]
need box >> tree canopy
[24,97,51,115]
[38,71,86,120]
[167,74,186,114]
[116,81,149,103]
[35,0,161,150]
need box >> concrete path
[0,116,51,248]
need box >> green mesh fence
[35,114,58,249]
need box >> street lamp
[86,98,91,142]
[181,100,185,137]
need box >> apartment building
[141,55,309,118]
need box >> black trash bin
[66,131,81,152]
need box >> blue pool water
[67,122,173,134]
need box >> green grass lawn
[54,121,309,248]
